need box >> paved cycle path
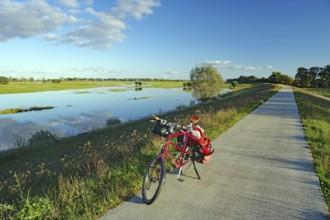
[100,86,328,220]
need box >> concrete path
[100,86,329,220]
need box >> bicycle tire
[142,155,166,205]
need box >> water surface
[0,86,195,150]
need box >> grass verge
[0,80,186,94]
[304,87,330,98]
[0,83,279,219]
[293,87,330,211]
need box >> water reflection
[0,87,194,150]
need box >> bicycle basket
[152,121,174,137]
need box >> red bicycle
[142,115,214,205]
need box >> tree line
[227,64,330,88]
[0,77,186,85]
[295,65,330,87]
[1,64,329,88]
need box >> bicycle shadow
[127,168,200,205]
[126,194,144,205]
[167,168,201,181]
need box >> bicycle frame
[156,130,200,180]
[142,115,204,205]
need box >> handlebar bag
[152,121,174,137]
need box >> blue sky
[0,0,329,80]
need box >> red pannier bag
[190,126,214,164]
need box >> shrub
[231,81,238,88]
[13,135,27,148]
[28,130,58,145]
[106,117,123,127]
[15,196,52,220]
[0,76,9,85]
[51,79,61,83]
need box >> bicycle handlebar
[150,114,192,131]
[151,114,160,121]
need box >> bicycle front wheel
[142,155,166,205]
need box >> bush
[28,130,58,145]
[231,81,238,88]
[0,76,9,85]
[15,196,52,220]
[106,117,123,127]
[51,79,61,83]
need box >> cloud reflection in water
[0,111,113,151]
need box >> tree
[318,65,330,87]
[268,72,282,84]
[309,66,322,87]
[135,81,142,86]
[247,75,258,82]
[231,81,238,88]
[323,64,330,87]
[268,72,293,85]
[295,67,309,87]
[190,66,224,101]
[280,74,294,85]
[294,65,330,87]
[0,76,9,85]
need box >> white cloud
[57,0,79,8]
[44,34,59,40]
[266,65,273,69]
[70,67,126,74]
[198,60,232,66]
[112,0,161,20]
[0,67,135,79]
[227,65,262,71]
[0,0,77,41]
[58,0,161,49]
[0,69,65,79]
[197,60,267,71]
[0,0,160,49]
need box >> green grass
[305,87,330,98]
[293,87,330,211]
[0,106,54,115]
[0,83,279,219]
[0,80,186,94]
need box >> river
[0,86,196,151]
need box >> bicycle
[141,115,214,205]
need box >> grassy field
[293,87,330,210]
[0,80,186,94]
[305,87,330,98]
[0,83,279,219]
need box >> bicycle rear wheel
[142,155,166,205]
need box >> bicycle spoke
[142,156,165,205]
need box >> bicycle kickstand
[193,160,201,180]
[177,167,184,182]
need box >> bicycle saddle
[190,115,199,124]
